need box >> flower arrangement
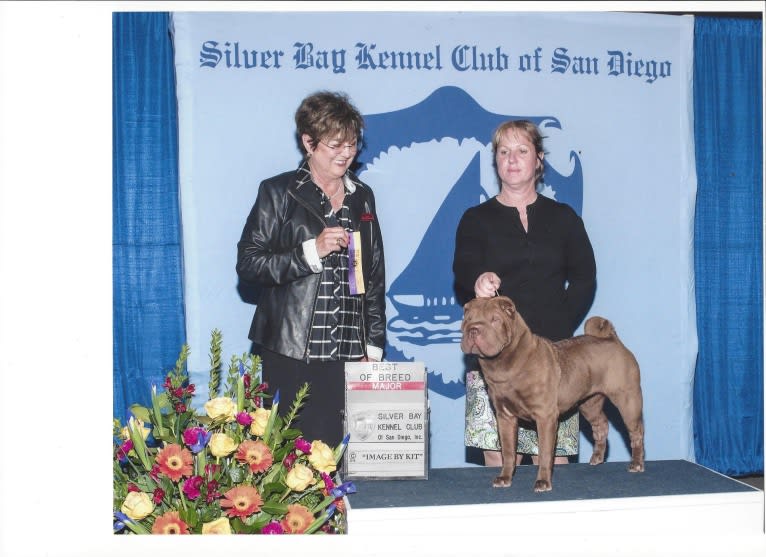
[113,329,355,534]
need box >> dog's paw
[588,453,605,466]
[628,462,645,473]
[533,479,552,492]
[492,475,512,488]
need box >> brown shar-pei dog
[461,296,645,492]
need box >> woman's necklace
[310,166,344,201]
[327,183,345,200]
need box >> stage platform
[346,460,764,540]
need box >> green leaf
[231,516,262,534]
[281,428,301,440]
[199,506,219,523]
[132,476,155,492]
[155,429,175,444]
[247,514,271,530]
[310,494,335,514]
[127,421,152,471]
[155,391,171,410]
[261,501,288,515]
[179,506,198,527]
[120,516,151,535]
[228,465,246,485]
[128,405,151,423]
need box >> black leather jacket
[236,164,386,361]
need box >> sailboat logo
[357,86,583,399]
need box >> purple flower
[261,521,285,534]
[182,426,212,454]
[113,510,133,532]
[325,503,337,519]
[320,472,334,491]
[295,437,311,453]
[152,487,165,504]
[331,481,357,498]
[236,411,253,427]
[117,439,133,463]
[282,452,297,469]
[182,475,204,500]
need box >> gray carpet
[347,460,757,508]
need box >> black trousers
[260,348,347,448]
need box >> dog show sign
[343,361,428,479]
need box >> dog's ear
[498,297,516,318]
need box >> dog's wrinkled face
[460,296,516,358]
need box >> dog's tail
[584,316,617,339]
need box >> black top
[453,195,596,341]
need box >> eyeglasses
[319,140,358,154]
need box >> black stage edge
[348,459,758,508]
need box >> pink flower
[117,439,133,461]
[220,486,263,518]
[127,483,140,493]
[183,426,212,454]
[149,464,161,481]
[320,472,334,492]
[206,480,221,503]
[152,487,165,504]
[236,440,274,474]
[280,504,314,534]
[282,452,297,469]
[152,510,190,534]
[236,411,253,427]
[295,438,311,453]
[261,521,284,534]
[183,475,204,500]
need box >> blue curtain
[113,12,186,421]
[693,17,763,475]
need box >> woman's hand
[316,226,348,258]
[474,272,501,298]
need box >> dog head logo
[356,86,583,398]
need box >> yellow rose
[121,416,150,440]
[208,432,238,457]
[308,440,337,473]
[285,463,316,491]
[249,408,271,436]
[201,517,232,534]
[121,491,154,520]
[203,397,237,422]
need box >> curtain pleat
[692,16,763,475]
[113,12,186,421]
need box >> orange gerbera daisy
[155,443,194,481]
[235,440,274,473]
[151,511,190,534]
[220,486,263,518]
[280,504,314,534]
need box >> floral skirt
[464,370,579,456]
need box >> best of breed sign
[344,362,428,479]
